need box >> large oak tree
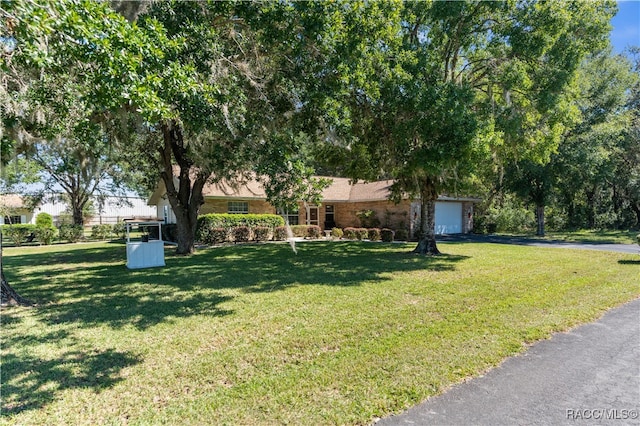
[321,0,615,254]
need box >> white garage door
[435,202,462,234]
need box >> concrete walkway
[377,298,640,426]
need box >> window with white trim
[4,215,22,224]
[228,201,249,214]
[277,207,299,225]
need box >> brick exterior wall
[462,201,474,234]
[201,199,276,215]
[198,197,474,234]
[331,200,412,230]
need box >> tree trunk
[631,201,640,228]
[535,204,545,236]
[585,187,596,229]
[170,195,201,255]
[413,178,440,255]
[159,120,207,255]
[1,232,33,306]
[1,267,33,306]
[72,203,84,226]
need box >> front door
[306,206,319,226]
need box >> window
[324,205,336,229]
[4,215,21,225]
[277,207,299,225]
[228,201,249,214]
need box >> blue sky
[610,0,640,54]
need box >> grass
[1,240,639,425]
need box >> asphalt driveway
[438,234,639,254]
[377,297,640,425]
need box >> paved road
[438,234,640,254]
[377,298,640,426]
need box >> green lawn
[1,240,639,425]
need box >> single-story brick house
[148,177,480,236]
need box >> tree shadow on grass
[0,347,141,417]
[618,259,640,265]
[0,241,466,418]
[2,241,468,330]
[230,241,468,293]
[3,245,234,330]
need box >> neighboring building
[0,194,32,224]
[148,177,480,236]
[1,193,157,226]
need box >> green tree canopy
[316,0,615,253]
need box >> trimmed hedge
[355,228,369,240]
[289,225,308,238]
[213,228,230,244]
[381,228,395,242]
[274,226,287,241]
[288,224,322,239]
[197,214,284,243]
[254,226,271,242]
[343,227,357,240]
[367,228,381,241]
[307,225,321,239]
[1,224,36,246]
[331,227,344,239]
[232,226,251,243]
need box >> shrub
[195,222,212,244]
[210,228,229,244]
[91,224,113,240]
[394,229,408,241]
[199,227,229,245]
[197,213,284,241]
[34,213,57,245]
[290,225,308,238]
[1,224,36,246]
[232,226,251,243]
[113,221,127,239]
[381,228,395,242]
[274,226,287,241]
[307,225,321,239]
[355,228,368,240]
[35,212,54,228]
[486,201,535,233]
[58,224,84,243]
[34,226,57,245]
[254,226,271,242]
[343,227,357,240]
[637,234,640,246]
[331,227,344,239]
[367,228,381,241]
